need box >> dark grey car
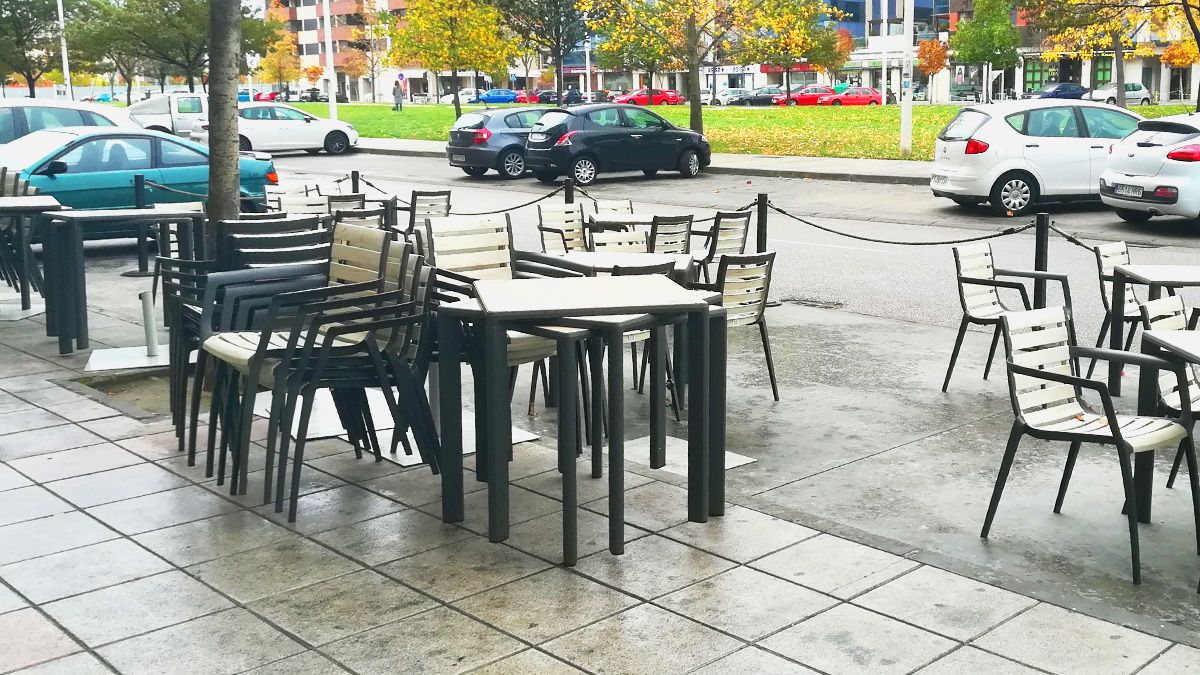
[446,107,548,178]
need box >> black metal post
[351,170,361,193]
[1033,212,1050,309]
[756,192,768,253]
[565,179,575,204]
[134,173,146,209]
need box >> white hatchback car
[1100,114,1200,222]
[931,99,1142,215]
[1087,82,1153,107]
[711,88,750,105]
[192,102,358,155]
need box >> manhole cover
[780,297,844,309]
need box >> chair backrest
[705,211,752,262]
[1140,295,1198,408]
[1094,241,1138,314]
[157,257,212,315]
[649,215,693,255]
[1000,306,1081,426]
[538,203,588,254]
[335,207,387,228]
[329,222,391,291]
[155,217,206,262]
[237,211,288,221]
[715,251,774,327]
[407,191,451,235]
[327,193,367,211]
[952,243,1003,317]
[214,215,329,269]
[226,229,333,269]
[270,194,330,214]
[423,213,515,280]
[593,199,633,216]
[611,261,676,277]
[590,229,648,253]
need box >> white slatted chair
[327,193,367,212]
[696,211,752,283]
[334,207,387,228]
[1141,295,1200,488]
[271,194,330,215]
[944,242,1072,392]
[986,305,1198,584]
[693,251,779,400]
[649,215,692,255]
[538,203,588,254]
[589,229,648,253]
[593,199,633,216]
[1086,241,1149,378]
[406,191,451,237]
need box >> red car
[253,91,280,102]
[772,85,835,106]
[817,87,882,106]
[612,88,670,105]
[514,89,533,103]
[663,89,684,104]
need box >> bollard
[140,291,159,357]
[351,170,360,193]
[134,174,146,209]
[564,179,575,204]
[756,193,768,253]
[1033,213,1050,309]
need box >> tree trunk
[784,65,792,99]
[451,65,462,118]
[554,52,564,104]
[187,73,196,92]
[125,80,133,106]
[1183,1,1200,111]
[685,16,703,133]
[209,0,242,221]
[1112,30,1126,108]
[25,74,36,98]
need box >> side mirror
[304,117,313,123]
[37,160,67,177]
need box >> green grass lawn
[293,101,1196,161]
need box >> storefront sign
[759,64,815,73]
[707,65,757,75]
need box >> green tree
[595,38,676,93]
[256,0,300,89]
[350,2,394,102]
[493,0,586,103]
[949,0,1019,101]
[71,0,147,104]
[733,0,834,98]
[0,0,62,97]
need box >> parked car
[0,99,140,145]
[191,102,357,155]
[535,90,559,104]
[1023,82,1089,100]
[774,85,836,106]
[3,127,276,215]
[663,90,684,104]
[299,88,329,102]
[583,91,610,103]
[730,86,784,106]
[439,88,480,105]
[1087,81,1153,106]
[81,93,114,103]
[523,104,710,186]
[478,88,518,104]
[1100,115,1200,222]
[514,90,534,103]
[711,88,751,105]
[253,90,281,102]
[611,88,671,105]
[127,92,209,138]
[445,106,547,179]
[930,100,1142,215]
[817,87,882,106]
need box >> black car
[1023,82,1089,100]
[730,86,784,106]
[535,89,584,105]
[524,104,710,186]
[445,106,548,178]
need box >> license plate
[1114,183,1143,198]
[931,175,949,186]
[530,133,546,142]
[451,154,465,162]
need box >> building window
[1092,56,1112,87]
[1171,67,1192,100]
[1023,60,1044,93]
[301,18,317,30]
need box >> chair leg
[943,315,971,393]
[758,319,780,401]
[188,350,208,469]
[981,421,1023,538]
[576,343,591,446]
[262,370,288,506]
[1169,443,1186,489]
[1182,436,1200,555]
[528,361,542,416]
[983,325,1001,381]
[1054,441,1081,513]
[629,342,638,391]
[287,390,319,523]
[1085,312,1112,379]
[1123,320,1138,352]
[637,345,649,395]
[664,350,681,423]
[1116,446,1142,584]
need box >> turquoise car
[4,127,276,217]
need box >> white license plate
[931,175,949,186]
[1114,184,1143,198]
[530,133,546,142]
[451,154,465,162]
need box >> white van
[128,92,208,137]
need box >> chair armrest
[1073,346,1195,423]
[253,279,389,355]
[959,276,1032,311]
[994,268,1073,311]
[515,250,593,275]
[536,226,568,253]
[1008,361,1124,435]
[1190,308,1200,331]
[513,259,587,279]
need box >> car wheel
[1142,98,1152,106]
[677,149,700,178]
[712,99,722,106]
[1106,97,1117,105]
[324,131,350,155]
[642,169,658,177]
[1115,208,1152,223]
[868,100,879,105]
[238,136,252,151]
[787,99,797,106]
[990,172,1039,216]
[461,166,489,177]
[831,100,843,106]
[534,170,559,184]
[497,150,525,179]
[570,156,598,185]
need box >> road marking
[770,238,893,254]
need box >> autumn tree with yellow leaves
[257,0,301,89]
[732,0,839,98]
[389,0,515,117]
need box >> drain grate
[780,297,844,309]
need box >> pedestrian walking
[392,81,404,111]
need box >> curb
[353,145,931,186]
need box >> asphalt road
[273,152,1200,344]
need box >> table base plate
[84,345,171,371]
[623,435,755,477]
[0,301,45,322]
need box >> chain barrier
[144,180,266,201]
[1048,222,1093,250]
[447,184,567,216]
[767,201,1036,246]
[574,185,757,223]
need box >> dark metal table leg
[42,220,57,337]
[484,319,511,543]
[1109,270,1126,395]
[15,213,30,310]
[72,222,88,350]
[437,313,464,523]
[606,329,624,554]
[649,325,666,469]
[558,338,578,565]
[588,337,604,479]
[1133,340,1161,523]
[708,310,727,517]
[687,310,709,523]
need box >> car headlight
[347,124,356,132]
[700,135,708,143]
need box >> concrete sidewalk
[355,137,933,186]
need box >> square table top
[1144,330,1200,364]
[0,196,61,213]
[43,207,203,223]
[469,274,711,319]
[1115,264,1200,286]
[588,213,656,224]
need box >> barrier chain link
[767,201,1036,246]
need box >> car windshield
[451,113,488,130]
[1,129,76,169]
[938,109,990,141]
[533,111,572,129]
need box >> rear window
[533,111,572,130]
[0,108,15,144]
[505,110,543,129]
[23,106,85,132]
[939,110,989,141]
[451,113,488,130]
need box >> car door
[237,106,280,149]
[155,138,210,204]
[621,107,675,169]
[1080,106,1140,193]
[171,95,204,136]
[1021,106,1092,195]
[271,105,325,149]
[583,108,630,170]
[41,136,160,208]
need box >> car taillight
[1167,144,1200,161]
[554,131,578,146]
[1153,186,1178,198]
[265,170,279,185]
[965,138,990,155]
[472,128,491,144]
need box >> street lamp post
[899,0,915,157]
[584,38,592,96]
[321,0,338,120]
[55,0,73,100]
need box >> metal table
[1110,265,1200,396]
[1137,329,1200,522]
[436,275,726,559]
[0,196,60,314]
[39,208,204,354]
